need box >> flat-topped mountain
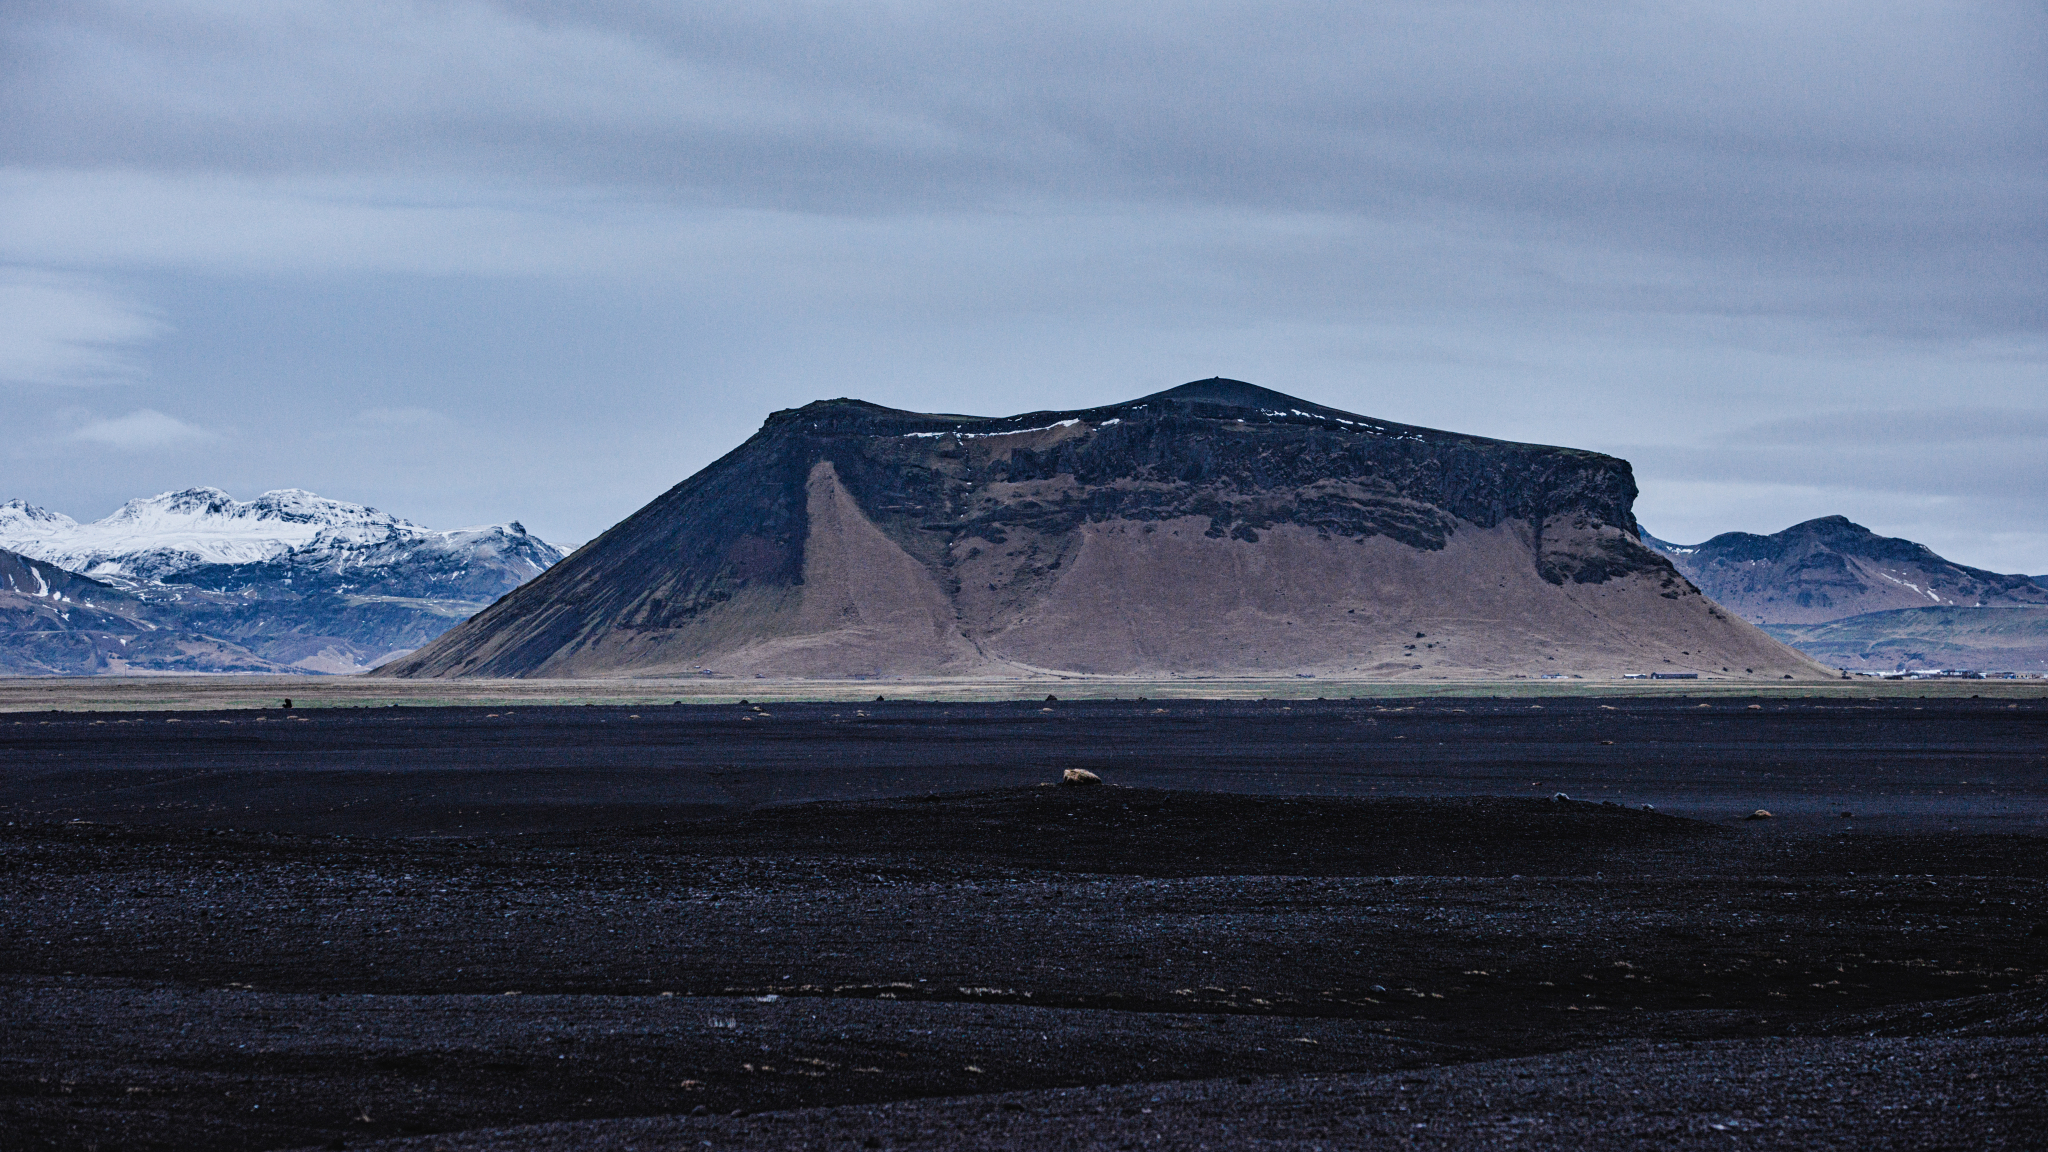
[383,379,1824,681]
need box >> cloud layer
[0,267,162,385]
[67,408,214,448]
[1,1,2042,569]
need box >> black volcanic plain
[4,696,2046,1150]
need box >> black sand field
[4,696,2046,1149]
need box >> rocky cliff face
[382,379,1828,681]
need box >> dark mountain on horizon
[1643,516,2048,625]
[382,379,1825,681]
[1643,517,2048,672]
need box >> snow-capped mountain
[1,488,435,582]
[0,488,567,675]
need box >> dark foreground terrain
[3,696,2045,1149]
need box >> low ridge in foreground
[382,379,1826,680]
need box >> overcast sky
[3,1,2043,570]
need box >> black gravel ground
[5,695,2045,832]
[267,1033,2048,1151]
[3,696,2045,1150]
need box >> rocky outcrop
[382,379,1829,681]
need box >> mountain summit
[0,487,417,580]
[382,380,1825,680]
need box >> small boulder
[1640,803,1656,812]
[1552,792,1571,802]
[1062,768,1102,786]
[1744,809,1773,821]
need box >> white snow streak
[903,418,1083,440]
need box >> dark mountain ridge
[0,547,293,675]
[1643,516,2048,672]
[383,379,1823,681]
[1645,516,2048,625]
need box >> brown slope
[378,379,1831,681]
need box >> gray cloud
[1714,408,2048,447]
[0,266,163,384]
[67,408,214,448]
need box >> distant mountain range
[1644,517,2048,673]
[4,478,2036,679]
[0,488,564,675]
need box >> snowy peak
[91,487,420,550]
[0,499,80,534]
[0,487,415,578]
[0,487,556,585]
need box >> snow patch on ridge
[1258,408,1428,441]
[904,419,1083,440]
[1876,570,1946,603]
